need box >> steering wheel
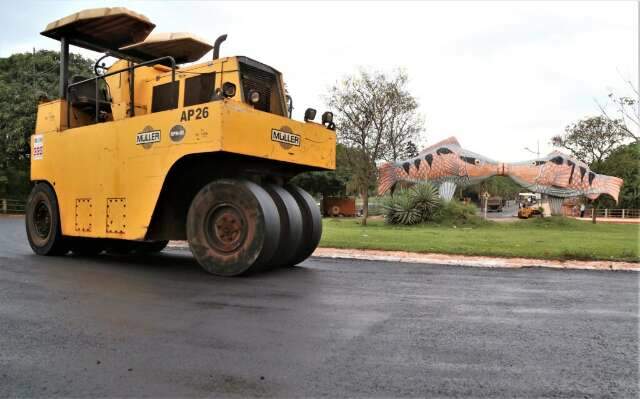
[94,54,110,76]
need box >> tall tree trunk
[362,189,369,226]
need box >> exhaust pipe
[213,34,228,60]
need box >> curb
[167,242,638,272]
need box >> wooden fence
[0,199,26,214]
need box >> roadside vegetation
[320,216,639,262]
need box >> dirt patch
[313,248,639,271]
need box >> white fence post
[1,199,6,214]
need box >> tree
[591,142,640,209]
[551,116,628,164]
[462,176,522,203]
[382,74,424,162]
[327,69,423,225]
[595,74,639,142]
[600,93,639,141]
[0,50,94,198]
[290,144,352,197]
[402,140,419,159]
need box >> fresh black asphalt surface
[0,216,638,398]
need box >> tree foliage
[551,115,637,211]
[290,144,353,197]
[462,176,522,202]
[596,75,639,142]
[602,93,639,141]
[551,116,628,164]
[591,142,640,209]
[327,69,424,224]
[401,140,419,159]
[0,50,94,197]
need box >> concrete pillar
[548,196,564,216]
[438,181,457,202]
[1,199,6,213]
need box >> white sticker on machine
[271,128,300,148]
[33,134,44,160]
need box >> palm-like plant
[382,182,441,225]
[410,182,441,221]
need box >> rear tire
[285,185,322,266]
[25,183,68,256]
[186,179,280,276]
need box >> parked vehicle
[322,197,357,217]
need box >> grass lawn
[320,217,640,262]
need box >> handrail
[66,56,177,127]
[565,208,640,219]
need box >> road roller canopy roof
[120,32,213,64]
[41,7,156,55]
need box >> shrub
[382,189,422,225]
[382,182,441,225]
[411,182,441,220]
[432,200,486,226]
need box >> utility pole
[523,140,540,158]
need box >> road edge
[167,242,639,271]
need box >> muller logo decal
[271,127,300,149]
[136,126,161,149]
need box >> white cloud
[1,0,636,161]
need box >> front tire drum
[263,184,303,269]
[285,185,322,266]
[187,180,280,276]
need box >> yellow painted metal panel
[221,102,336,170]
[31,99,333,240]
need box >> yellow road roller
[26,7,336,276]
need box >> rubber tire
[69,238,104,256]
[25,183,69,256]
[186,179,280,276]
[285,185,322,266]
[263,184,303,268]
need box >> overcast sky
[1,1,637,161]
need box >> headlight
[322,111,336,130]
[321,111,333,125]
[222,82,236,98]
[304,108,316,122]
[249,90,260,104]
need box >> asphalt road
[1,216,638,398]
[485,202,518,219]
